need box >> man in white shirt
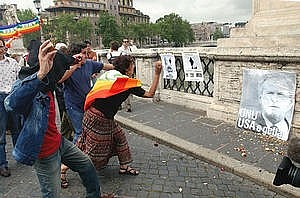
[0,37,21,177]
[118,38,132,55]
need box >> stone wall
[124,47,300,139]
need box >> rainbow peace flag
[84,70,141,111]
[18,17,40,35]
[0,17,40,39]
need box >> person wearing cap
[55,43,68,54]
[54,42,68,118]
[54,42,75,142]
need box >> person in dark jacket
[4,40,114,198]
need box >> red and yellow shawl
[84,70,141,111]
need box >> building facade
[45,0,149,47]
[0,4,18,26]
[46,0,149,23]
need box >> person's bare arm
[143,61,162,98]
[57,54,84,83]
[58,63,82,83]
[102,63,114,70]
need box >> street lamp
[33,0,41,12]
[33,0,44,42]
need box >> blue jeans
[34,137,100,198]
[66,106,84,144]
[0,93,21,168]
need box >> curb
[115,115,300,198]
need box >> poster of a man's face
[237,69,296,141]
[260,77,294,125]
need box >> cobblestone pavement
[1,130,287,198]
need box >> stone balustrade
[97,46,300,138]
[95,0,300,138]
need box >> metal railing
[163,55,214,97]
[96,50,214,97]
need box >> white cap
[55,43,67,50]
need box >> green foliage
[43,14,74,43]
[212,28,224,40]
[17,9,196,49]
[16,9,40,48]
[71,18,93,42]
[96,12,122,48]
[126,23,159,47]
[156,13,195,47]
[43,14,93,44]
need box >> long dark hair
[113,55,134,75]
[67,43,87,56]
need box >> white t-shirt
[106,51,121,64]
[0,57,20,93]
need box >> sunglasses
[123,40,129,43]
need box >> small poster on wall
[160,54,177,80]
[182,52,204,81]
[237,69,297,141]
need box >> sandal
[100,193,116,198]
[119,166,139,176]
[61,172,69,188]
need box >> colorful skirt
[77,107,132,170]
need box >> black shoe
[273,156,293,186]
[126,108,132,112]
[0,167,11,177]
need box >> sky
[2,0,252,24]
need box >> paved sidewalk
[0,130,288,198]
[115,97,300,198]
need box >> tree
[72,18,93,43]
[43,14,94,44]
[96,12,122,48]
[17,9,40,48]
[156,13,194,47]
[43,14,74,44]
[212,28,224,40]
[127,23,158,47]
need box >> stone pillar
[218,0,300,48]
[210,0,300,137]
[252,0,260,15]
